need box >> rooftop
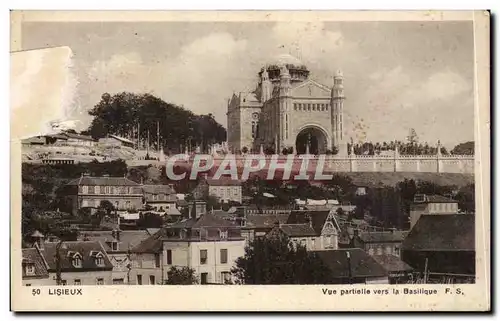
[67,175,141,187]
[313,249,388,279]
[413,194,458,204]
[79,230,150,252]
[22,248,49,279]
[357,230,409,243]
[372,254,414,273]
[38,241,113,272]
[142,184,176,195]
[402,214,474,251]
[132,213,243,253]
[279,224,317,237]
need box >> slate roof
[357,230,409,243]
[67,176,140,186]
[313,249,388,279]
[372,254,414,273]
[132,213,241,253]
[79,230,150,252]
[142,184,176,195]
[279,224,317,237]
[402,214,474,251]
[39,241,113,272]
[131,229,167,253]
[286,210,337,235]
[22,247,49,279]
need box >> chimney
[306,213,313,228]
[31,230,45,250]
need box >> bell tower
[331,70,346,155]
[279,65,292,152]
[261,66,271,103]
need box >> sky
[21,20,475,148]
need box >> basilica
[226,54,347,155]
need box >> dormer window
[25,263,35,276]
[219,230,228,240]
[95,256,104,266]
[68,252,83,268]
[111,241,118,251]
[90,250,105,267]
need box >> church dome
[272,53,304,67]
[259,53,310,84]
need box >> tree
[53,226,80,285]
[455,183,475,213]
[451,141,474,155]
[231,234,333,284]
[87,92,226,152]
[163,266,199,285]
[99,200,115,215]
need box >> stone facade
[63,175,144,215]
[227,54,346,155]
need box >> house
[61,132,96,147]
[26,233,114,286]
[21,136,47,146]
[267,210,341,251]
[193,177,243,204]
[207,179,243,204]
[372,254,414,284]
[351,229,409,257]
[22,247,51,286]
[409,194,459,229]
[78,229,151,284]
[242,213,290,243]
[131,211,245,285]
[142,184,177,212]
[313,249,389,284]
[401,214,475,282]
[63,174,143,215]
[98,134,135,149]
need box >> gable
[325,210,342,231]
[291,80,331,98]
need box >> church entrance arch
[295,125,329,155]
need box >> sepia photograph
[10,10,490,311]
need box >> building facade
[132,212,246,285]
[63,174,144,215]
[351,229,409,257]
[23,235,114,286]
[409,194,460,229]
[226,54,347,155]
[142,184,178,212]
[268,210,341,251]
[207,179,243,204]
[79,229,151,284]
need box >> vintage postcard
[10,10,490,312]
